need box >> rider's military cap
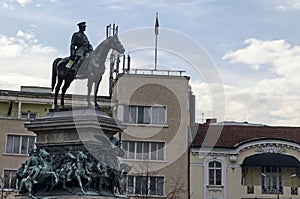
[77,21,86,27]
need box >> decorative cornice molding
[256,145,286,154]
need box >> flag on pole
[155,12,159,35]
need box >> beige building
[0,75,195,199]
[114,70,194,198]
[190,119,300,199]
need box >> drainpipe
[18,101,22,118]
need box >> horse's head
[39,149,50,158]
[77,151,87,160]
[110,34,125,54]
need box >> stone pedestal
[25,107,126,168]
[17,107,128,199]
[16,195,127,199]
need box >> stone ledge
[16,195,127,199]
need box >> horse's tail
[51,58,62,92]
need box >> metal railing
[0,111,48,119]
[129,69,186,77]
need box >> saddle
[59,57,76,70]
[66,59,75,68]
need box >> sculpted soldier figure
[69,21,93,77]
[63,147,76,181]
[23,149,42,184]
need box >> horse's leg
[94,77,102,107]
[61,77,74,108]
[19,179,25,194]
[83,175,91,189]
[77,175,86,194]
[87,79,93,107]
[54,77,63,110]
[27,181,36,199]
[49,172,58,192]
[61,176,72,193]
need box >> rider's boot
[72,59,83,79]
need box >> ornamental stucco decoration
[256,145,286,154]
[229,155,237,163]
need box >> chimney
[206,118,217,124]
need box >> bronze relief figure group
[17,147,131,198]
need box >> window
[261,167,282,194]
[6,135,35,155]
[21,112,37,119]
[126,176,164,196]
[208,161,222,185]
[291,186,298,195]
[122,141,165,161]
[3,170,18,190]
[123,105,166,125]
[247,186,254,194]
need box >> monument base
[16,195,127,199]
[16,107,129,199]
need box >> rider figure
[70,21,93,78]
[63,147,76,181]
[23,149,42,184]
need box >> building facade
[190,119,300,199]
[0,76,194,199]
[115,71,193,198]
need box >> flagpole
[154,12,159,71]
[155,31,158,70]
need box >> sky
[1,0,300,126]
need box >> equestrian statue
[51,22,125,109]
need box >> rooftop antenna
[154,12,159,70]
[106,21,120,97]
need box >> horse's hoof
[28,194,36,199]
[54,105,59,110]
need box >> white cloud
[3,2,14,9]
[0,30,56,59]
[2,0,59,9]
[17,30,35,41]
[223,38,291,70]
[275,0,300,10]
[2,0,31,9]
[0,35,24,58]
[16,0,32,6]
[0,31,58,91]
[221,38,300,126]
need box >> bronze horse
[51,35,125,109]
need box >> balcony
[243,185,299,199]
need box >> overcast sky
[1,0,300,126]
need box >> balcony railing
[262,187,283,194]
[129,69,186,77]
[0,111,48,119]
[245,185,299,197]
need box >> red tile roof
[192,121,300,148]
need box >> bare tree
[127,162,187,199]
[165,176,186,199]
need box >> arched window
[208,161,222,185]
